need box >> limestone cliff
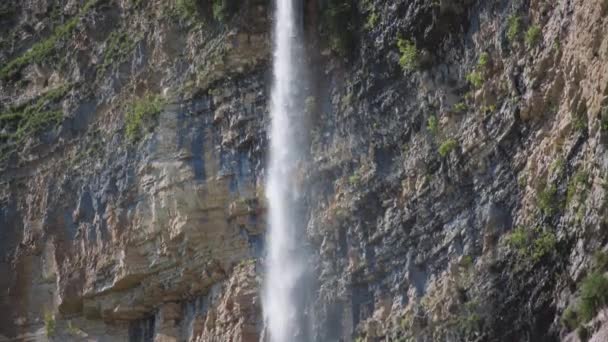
[1,0,608,341]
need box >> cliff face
[2,0,608,341]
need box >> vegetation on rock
[397,38,419,71]
[0,0,98,79]
[125,94,166,142]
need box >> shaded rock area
[1,0,608,341]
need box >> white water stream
[263,0,309,341]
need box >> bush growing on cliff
[438,139,458,157]
[579,272,608,322]
[453,102,468,113]
[427,115,439,135]
[504,226,556,262]
[397,38,419,71]
[466,70,484,89]
[125,95,166,141]
[176,0,198,20]
[0,85,69,155]
[44,312,56,337]
[478,52,490,69]
[506,15,521,43]
[525,25,542,48]
[538,183,559,216]
[320,0,355,57]
[0,0,98,79]
[567,170,589,205]
[212,0,238,22]
[98,31,138,77]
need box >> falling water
[263,0,310,341]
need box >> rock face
[1,0,608,341]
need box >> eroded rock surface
[2,0,608,341]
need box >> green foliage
[453,102,468,113]
[0,85,69,152]
[321,0,355,57]
[365,11,379,30]
[601,107,608,131]
[538,183,559,216]
[44,312,56,337]
[212,0,237,22]
[460,255,474,269]
[349,174,361,186]
[451,301,483,337]
[592,251,608,272]
[525,25,542,48]
[506,15,521,43]
[466,70,484,88]
[549,157,565,178]
[504,226,527,250]
[0,0,98,79]
[567,170,589,205]
[504,226,556,262]
[427,115,438,135]
[397,38,419,71]
[579,272,608,322]
[578,325,590,342]
[478,52,490,69]
[125,95,166,142]
[572,112,588,131]
[561,306,579,331]
[531,230,557,262]
[176,0,198,21]
[438,139,458,157]
[481,104,496,114]
[98,31,138,77]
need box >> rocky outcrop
[2,0,608,341]
[1,0,268,340]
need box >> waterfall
[263,0,310,341]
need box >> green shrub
[460,255,474,269]
[365,11,379,30]
[504,226,527,251]
[531,230,556,262]
[427,115,438,135]
[44,312,56,337]
[438,139,458,157]
[578,325,590,342]
[212,0,232,21]
[453,102,468,113]
[125,95,166,141]
[176,0,198,20]
[504,226,556,262]
[506,15,521,43]
[466,70,484,88]
[561,306,579,331]
[0,0,98,79]
[321,0,355,57]
[592,251,608,272]
[525,25,542,48]
[572,113,588,131]
[98,31,138,76]
[601,107,608,131]
[0,85,69,144]
[567,170,589,205]
[579,272,608,322]
[478,52,490,69]
[538,183,559,216]
[397,38,419,71]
